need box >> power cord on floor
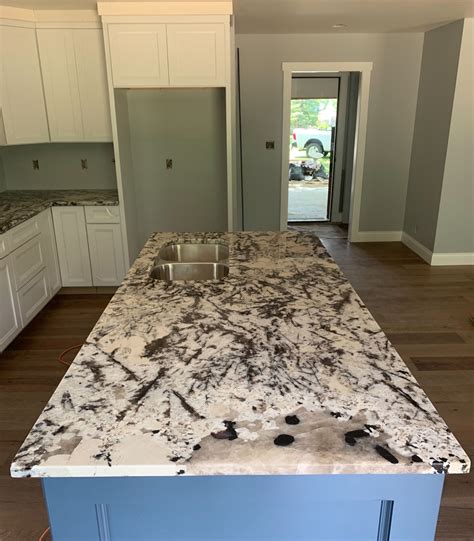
[58,344,83,366]
[38,526,50,540]
[37,344,83,540]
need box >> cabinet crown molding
[0,6,100,24]
[98,1,233,16]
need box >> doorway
[280,62,373,241]
[288,76,339,222]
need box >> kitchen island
[12,232,469,540]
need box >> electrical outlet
[32,160,39,170]
[266,141,275,149]
[81,159,88,170]
[166,159,173,170]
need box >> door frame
[280,62,373,242]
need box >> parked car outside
[292,128,332,158]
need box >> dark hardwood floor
[0,240,473,540]
[0,294,112,541]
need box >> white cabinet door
[108,24,169,87]
[37,29,84,142]
[87,223,125,286]
[74,29,112,141]
[167,24,226,86]
[10,235,46,291]
[38,210,61,295]
[0,255,21,352]
[17,268,49,327]
[52,207,92,287]
[0,24,50,144]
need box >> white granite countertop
[11,232,470,478]
[0,189,119,234]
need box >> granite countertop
[11,232,470,478]
[0,189,119,234]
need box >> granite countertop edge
[0,189,119,235]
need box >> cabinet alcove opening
[114,87,228,259]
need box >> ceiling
[2,0,473,33]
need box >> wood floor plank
[412,357,474,371]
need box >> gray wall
[404,21,464,251]
[434,19,473,254]
[236,32,423,231]
[124,88,228,249]
[0,143,117,190]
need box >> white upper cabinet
[109,24,169,87]
[37,29,84,142]
[0,23,50,145]
[74,29,112,141]
[167,24,226,87]
[37,27,112,142]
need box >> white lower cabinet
[0,208,62,352]
[52,205,125,287]
[0,255,22,351]
[38,210,61,296]
[87,223,126,286]
[0,206,125,353]
[52,207,93,287]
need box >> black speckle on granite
[274,434,295,446]
[345,429,370,446]
[211,420,238,441]
[193,444,201,451]
[375,445,399,464]
[285,415,300,425]
[411,455,423,463]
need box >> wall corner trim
[401,232,433,263]
[352,231,402,242]
[401,233,473,266]
[431,252,474,266]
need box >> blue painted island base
[42,474,445,541]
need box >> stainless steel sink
[150,262,229,281]
[158,242,229,263]
[150,241,230,281]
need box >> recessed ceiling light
[332,24,348,29]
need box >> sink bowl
[158,242,229,263]
[150,262,229,281]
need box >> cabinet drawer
[11,235,46,291]
[17,268,49,327]
[10,214,41,250]
[0,230,12,259]
[85,206,120,224]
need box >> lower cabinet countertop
[0,189,119,235]
[11,231,470,478]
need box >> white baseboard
[401,232,432,264]
[352,230,402,242]
[431,252,474,266]
[401,233,474,266]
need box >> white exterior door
[108,24,169,87]
[0,255,21,352]
[0,24,50,144]
[87,223,125,286]
[166,24,226,86]
[52,207,92,287]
